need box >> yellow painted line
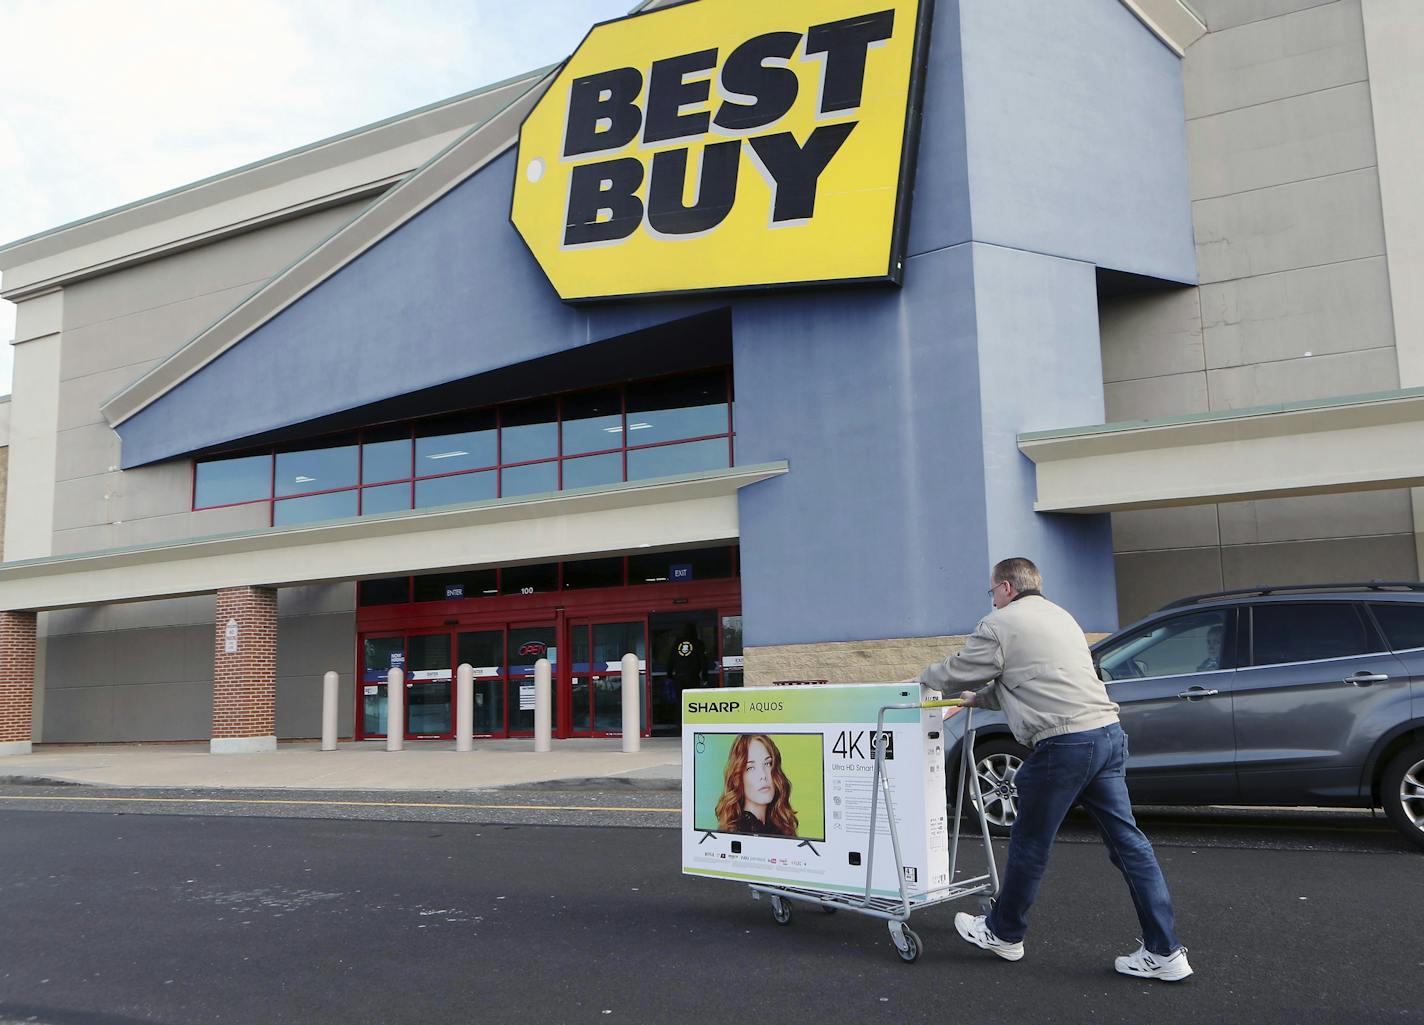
[0,794,679,814]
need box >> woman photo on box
[715,734,800,837]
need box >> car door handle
[1177,687,1219,700]
[1345,673,1389,686]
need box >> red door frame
[356,577,741,740]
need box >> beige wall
[50,201,367,557]
[17,201,370,743]
[1104,0,1419,623]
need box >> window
[1250,603,1376,666]
[192,368,733,523]
[416,412,497,476]
[563,557,625,590]
[275,438,358,497]
[501,563,559,595]
[413,570,498,602]
[629,546,735,585]
[1096,610,1231,681]
[626,369,729,445]
[195,453,271,508]
[358,577,410,607]
[1369,603,1424,652]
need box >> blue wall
[118,0,1192,640]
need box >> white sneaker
[1114,942,1193,982]
[954,913,1024,961]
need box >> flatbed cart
[747,698,1000,963]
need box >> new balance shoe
[953,913,1025,961]
[1114,943,1193,982]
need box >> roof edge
[102,68,557,429]
[0,65,556,263]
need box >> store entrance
[355,547,743,741]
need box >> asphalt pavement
[0,789,1418,1025]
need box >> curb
[0,775,85,787]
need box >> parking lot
[0,787,1417,1025]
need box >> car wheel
[954,738,1029,839]
[1380,740,1424,851]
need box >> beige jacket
[919,593,1119,747]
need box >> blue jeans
[985,723,1182,956]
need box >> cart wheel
[893,926,922,963]
[770,895,793,926]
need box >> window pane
[362,432,412,483]
[627,438,729,481]
[195,453,271,507]
[414,570,498,602]
[1250,604,1375,665]
[274,490,358,526]
[563,557,625,590]
[275,439,358,497]
[415,470,496,509]
[502,399,558,463]
[625,370,728,444]
[1371,603,1424,650]
[562,388,622,455]
[501,562,558,595]
[1096,611,1230,681]
[416,412,497,476]
[629,546,733,585]
[358,577,410,607]
[562,453,623,491]
[361,483,412,516]
[502,460,558,498]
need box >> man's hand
[959,690,978,707]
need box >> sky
[0,0,638,395]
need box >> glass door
[405,631,454,739]
[360,633,406,739]
[456,628,507,737]
[507,623,557,735]
[569,620,647,737]
[648,610,719,736]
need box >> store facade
[1,0,1422,753]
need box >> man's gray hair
[992,557,1042,594]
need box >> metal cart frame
[748,699,1000,962]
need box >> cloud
[0,0,633,391]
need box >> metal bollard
[534,658,552,752]
[456,663,474,752]
[621,653,640,753]
[386,667,404,752]
[321,671,339,751]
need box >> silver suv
[943,582,1424,850]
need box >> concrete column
[386,668,405,752]
[621,653,640,753]
[534,658,551,752]
[211,586,278,754]
[0,611,37,756]
[455,664,474,752]
[321,671,339,751]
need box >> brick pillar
[212,586,278,754]
[0,611,37,756]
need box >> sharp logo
[687,700,740,714]
[511,0,930,301]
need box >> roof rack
[1159,581,1424,611]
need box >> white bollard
[534,657,552,753]
[321,671,339,751]
[386,667,404,752]
[621,653,641,753]
[456,663,474,753]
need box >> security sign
[511,0,932,302]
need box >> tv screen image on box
[692,732,825,842]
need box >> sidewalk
[0,738,682,791]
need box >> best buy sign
[510,0,931,302]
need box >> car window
[1249,603,1375,666]
[1096,610,1230,681]
[1370,603,1424,651]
